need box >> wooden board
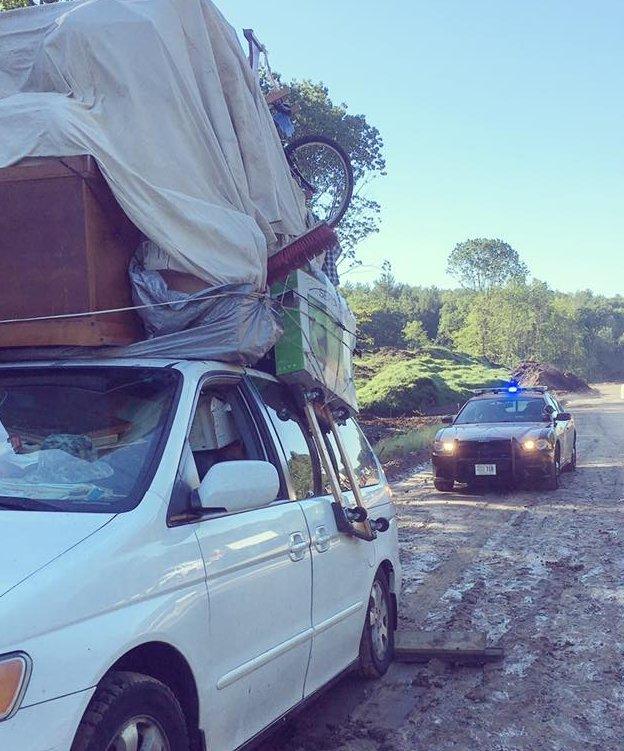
[395,629,504,666]
[0,156,142,347]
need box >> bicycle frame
[243,28,280,89]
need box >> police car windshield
[455,397,547,425]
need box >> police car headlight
[523,438,549,451]
[0,653,32,721]
[434,440,455,453]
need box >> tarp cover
[0,278,284,366]
[0,0,307,289]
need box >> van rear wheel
[359,570,394,679]
[71,671,189,751]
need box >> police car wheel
[544,453,560,490]
[565,442,577,472]
[434,478,454,492]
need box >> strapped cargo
[0,0,358,410]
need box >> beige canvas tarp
[0,0,307,289]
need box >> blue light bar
[508,386,519,393]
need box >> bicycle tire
[284,135,354,227]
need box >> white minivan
[0,358,400,751]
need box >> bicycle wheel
[284,135,354,227]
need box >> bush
[356,348,508,416]
[374,425,441,461]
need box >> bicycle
[244,28,354,228]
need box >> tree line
[344,239,624,382]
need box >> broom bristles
[267,223,338,285]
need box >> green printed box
[272,269,358,414]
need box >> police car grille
[458,440,512,459]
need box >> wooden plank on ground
[395,630,504,666]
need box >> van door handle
[289,532,308,562]
[313,525,331,553]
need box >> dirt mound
[511,360,590,392]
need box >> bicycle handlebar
[243,27,279,90]
[243,28,265,54]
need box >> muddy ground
[261,383,624,751]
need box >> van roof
[0,358,278,382]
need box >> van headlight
[0,653,32,721]
[523,438,549,451]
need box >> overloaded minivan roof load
[0,0,357,415]
[0,0,307,287]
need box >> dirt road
[262,383,624,751]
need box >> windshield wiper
[0,498,65,512]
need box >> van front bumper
[0,687,94,751]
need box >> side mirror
[441,415,455,425]
[195,460,279,513]
[556,412,572,422]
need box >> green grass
[374,424,441,461]
[355,346,509,416]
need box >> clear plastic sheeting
[0,284,282,366]
[0,0,307,288]
[126,259,283,364]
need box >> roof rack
[472,386,548,395]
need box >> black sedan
[431,386,576,491]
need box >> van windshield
[0,367,180,512]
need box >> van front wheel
[71,671,189,751]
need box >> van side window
[188,387,250,482]
[169,382,265,522]
[325,419,380,491]
[251,378,318,500]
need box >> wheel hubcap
[369,581,389,661]
[107,716,170,751]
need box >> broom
[267,222,338,285]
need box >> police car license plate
[475,463,497,476]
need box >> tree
[1,0,59,9]
[398,286,442,340]
[436,290,473,346]
[446,238,529,292]
[403,320,430,350]
[344,272,624,381]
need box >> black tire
[544,449,560,491]
[71,671,189,751]
[564,438,577,472]
[359,570,394,679]
[284,134,354,227]
[434,478,454,492]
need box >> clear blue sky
[225,1,623,295]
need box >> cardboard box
[272,269,358,414]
